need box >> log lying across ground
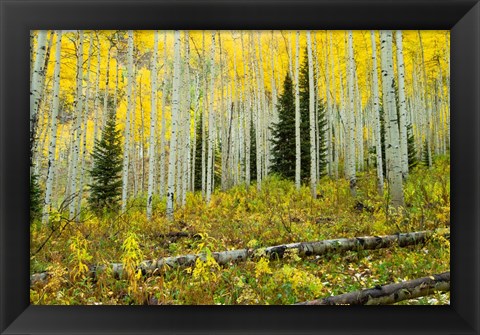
[295,272,450,305]
[31,229,447,286]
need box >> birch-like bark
[68,31,84,219]
[346,31,357,196]
[395,30,409,178]
[418,31,432,167]
[181,31,191,206]
[92,36,102,145]
[159,32,168,197]
[121,30,134,212]
[370,31,384,195]
[354,71,364,172]
[380,31,405,208]
[42,30,63,225]
[240,32,251,187]
[31,229,446,284]
[201,31,207,196]
[306,31,317,198]
[30,30,48,167]
[146,31,159,220]
[166,30,182,220]
[102,43,112,132]
[329,34,339,179]
[296,272,450,305]
[206,32,216,203]
[76,34,94,218]
[294,31,301,190]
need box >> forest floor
[30,155,450,305]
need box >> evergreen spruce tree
[270,73,296,180]
[407,124,418,169]
[298,49,327,181]
[88,110,123,213]
[316,102,328,178]
[30,171,43,223]
[421,141,431,167]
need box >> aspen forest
[30,30,450,305]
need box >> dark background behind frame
[1,0,478,334]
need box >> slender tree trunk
[201,31,208,196]
[166,30,182,220]
[102,44,111,132]
[30,30,48,169]
[329,33,339,180]
[418,31,432,167]
[76,34,94,218]
[42,30,63,224]
[92,36,102,145]
[294,31,301,190]
[306,31,317,198]
[380,31,405,208]
[206,32,216,204]
[68,31,85,219]
[147,31,159,220]
[159,32,168,197]
[121,31,134,212]
[181,31,191,206]
[346,31,357,196]
[370,31,384,195]
[395,30,409,178]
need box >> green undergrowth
[30,155,450,305]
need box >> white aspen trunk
[395,30,409,178]
[68,31,85,219]
[354,71,364,172]
[270,31,278,124]
[370,31,384,195]
[206,32,216,204]
[92,37,102,145]
[339,70,346,169]
[191,74,200,191]
[444,31,450,149]
[166,30,181,220]
[307,31,317,198]
[181,31,191,206]
[219,33,228,192]
[294,31,301,190]
[30,30,48,163]
[146,31,159,220]
[200,32,207,196]
[346,31,357,196]
[102,45,111,132]
[76,34,94,218]
[159,32,168,197]
[32,32,54,175]
[418,31,432,167]
[314,33,323,181]
[380,31,404,208]
[232,32,240,185]
[121,30,134,212]
[239,32,251,187]
[257,32,269,178]
[249,33,262,190]
[42,30,62,225]
[325,33,333,177]
[329,33,339,180]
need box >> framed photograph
[1,0,479,334]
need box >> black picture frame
[1,0,479,334]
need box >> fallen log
[295,272,450,305]
[30,229,447,286]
